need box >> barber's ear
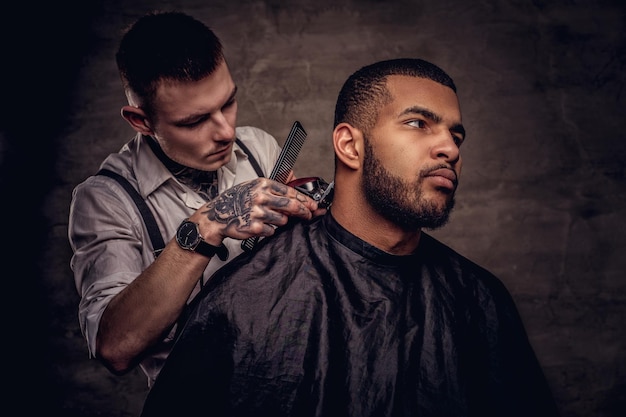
[333,123,362,170]
[121,106,154,135]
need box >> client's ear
[333,123,362,170]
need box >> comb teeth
[241,236,258,252]
[241,121,307,252]
[270,121,307,183]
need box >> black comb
[268,121,308,184]
[241,121,307,252]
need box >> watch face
[176,220,201,250]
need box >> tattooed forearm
[203,182,255,227]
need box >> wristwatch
[175,219,229,260]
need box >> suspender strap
[96,141,265,338]
[235,138,265,177]
[95,140,263,259]
[96,168,166,258]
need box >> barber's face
[362,75,465,230]
[149,60,238,171]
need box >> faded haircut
[333,58,457,134]
[115,11,224,119]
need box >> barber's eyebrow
[402,106,466,139]
[174,85,238,126]
[227,85,238,104]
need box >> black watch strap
[195,240,229,261]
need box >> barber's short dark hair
[334,58,457,133]
[116,11,224,116]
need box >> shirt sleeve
[68,174,152,357]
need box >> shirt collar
[133,135,174,199]
[133,134,248,199]
[323,213,419,266]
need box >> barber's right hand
[189,177,320,245]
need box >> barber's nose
[213,112,235,140]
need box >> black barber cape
[141,214,559,417]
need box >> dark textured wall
[3,0,624,416]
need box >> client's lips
[425,168,458,190]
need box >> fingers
[201,178,319,241]
[265,180,319,217]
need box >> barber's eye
[177,116,207,129]
[223,98,236,109]
[183,120,202,128]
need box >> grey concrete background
[2,0,625,416]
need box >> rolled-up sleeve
[68,175,149,356]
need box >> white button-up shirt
[68,126,281,385]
